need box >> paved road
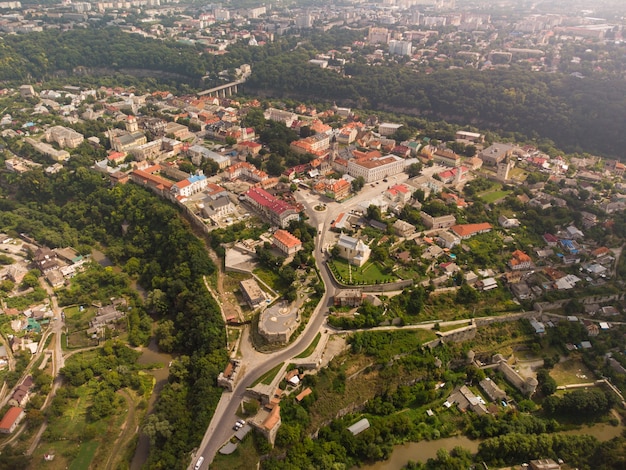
[192,176,420,467]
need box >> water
[363,422,623,470]
[130,338,173,470]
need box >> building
[388,40,412,56]
[479,377,507,402]
[0,407,25,434]
[433,149,461,167]
[172,173,208,198]
[240,278,265,307]
[347,154,406,183]
[244,187,299,228]
[272,229,302,256]
[437,231,461,249]
[478,143,514,166]
[455,131,484,143]
[44,126,84,148]
[228,162,268,182]
[508,250,533,270]
[336,234,371,267]
[385,184,412,204]
[264,108,297,127]
[450,223,492,239]
[188,145,231,169]
[347,418,370,436]
[420,212,456,229]
[529,459,561,470]
[368,27,389,44]
[393,219,416,238]
[492,354,538,396]
[334,289,363,307]
[378,123,403,137]
[446,385,488,415]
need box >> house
[479,378,507,402]
[420,212,456,229]
[385,184,412,204]
[446,385,488,415]
[393,219,416,238]
[34,247,59,273]
[529,459,561,470]
[478,143,514,166]
[498,215,520,228]
[378,123,402,136]
[0,407,25,433]
[336,234,371,267]
[334,289,363,307]
[436,231,461,249]
[450,223,492,239]
[44,126,84,148]
[272,230,302,256]
[240,278,265,307]
[529,318,545,334]
[244,187,299,228]
[433,149,461,167]
[508,250,533,270]
[295,387,313,402]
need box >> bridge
[198,79,246,98]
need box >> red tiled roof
[0,407,23,432]
[246,187,296,215]
[273,229,302,248]
[451,223,492,238]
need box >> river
[363,422,623,470]
[130,338,174,470]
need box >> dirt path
[103,390,136,470]
[207,250,244,323]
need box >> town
[0,71,624,470]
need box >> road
[191,178,408,467]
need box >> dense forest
[0,168,227,468]
[246,52,626,158]
[2,27,625,157]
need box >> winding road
[190,178,413,467]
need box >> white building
[336,234,371,267]
[378,123,403,136]
[347,155,405,183]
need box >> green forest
[1,27,625,157]
[0,167,227,468]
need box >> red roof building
[244,187,299,228]
[451,223,492,239]
[0,407,25,434]
[508,250,533,270]
[272,229,302,256]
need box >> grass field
[64,305,96,333]
[330,259,397,285]
[69,440,99,470]
[550,356,596,386]
[295,333,321,358]
[252,362,284,387]
[252,268,281,291]
[481,190,511,204]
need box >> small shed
[347,418,370,436]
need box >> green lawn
[481,190,511,203]
[252,268,281,291]
[329,259,398,285]
[295,333,321,358]
[252,362,284,387]
[69,440,99,470]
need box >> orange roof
[0,407,23,431]
[451,223,492,238]
[510,250,531,264]
[295,387,313,402]
[273,229,302,248]
[262,405,281,430]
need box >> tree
[406,162,423,178]
[456,282,478,304]
[537,368,557,396]
[366,204,383,222]
[351,176,365,193]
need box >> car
[194,456,205,470]
[383,179,388,182]
[233,423,242,431]
[237,419,246,426]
